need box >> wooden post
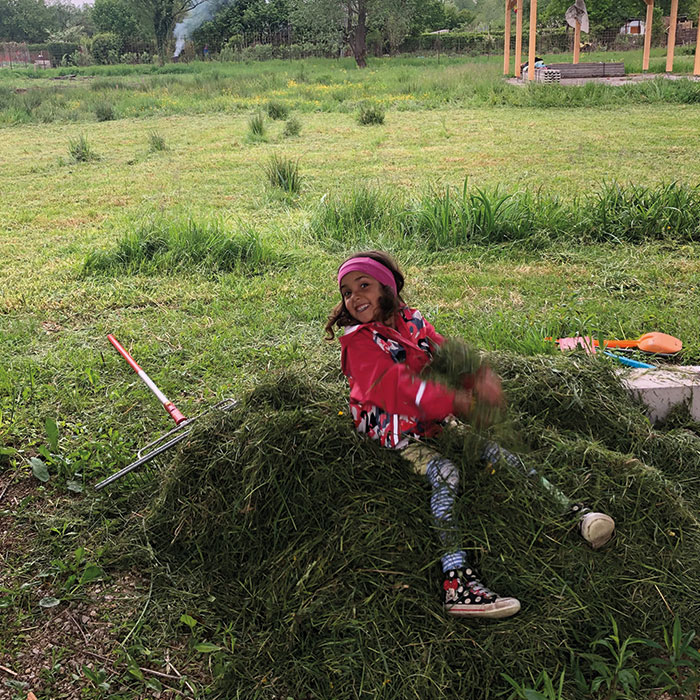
[515,0,524,77]
[665,0,678,73]
[528,0,538,81]
[642,0,654,72]
[694,6,700,76]
[573,20,581,64]
[504,0,511,75]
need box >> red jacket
[339,306,456,448]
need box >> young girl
[326,251,615,620]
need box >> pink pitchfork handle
[108,334,187,425]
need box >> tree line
[1,0,697,68]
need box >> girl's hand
[453,389,474,418]
[474,366,505,408]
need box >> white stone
[619,365,700,425]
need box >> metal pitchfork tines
[94,334,236,491]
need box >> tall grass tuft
[94,101,115,121]
[282,115,301,138]
[247,111,266,141]
[148,130,167,152]
[403,182,575,249]
[68,134,99,162]
[357,102,385,125]
[265,100,289,120]
[309,185,403,247]
[585,181,700,243]
[264,154,302,195]
[310,180,700,250]
[83,217,280,275]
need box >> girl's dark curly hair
[325,250,405,340]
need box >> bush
[119,51,151,64]
[240,43,275,62]
[67,48,93,67]
[265,100,289,120]
[282,116,302,138]
[94,102,115,121]
[68,134,99,162]
[264,154,302,194]
[357,102,385,125]
[46,42,81,66]
[91,32,123,65]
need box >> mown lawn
[1,54,700,699]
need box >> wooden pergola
[503,0,700,79]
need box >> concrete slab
[619,365,700,425]
[506,73,700,87]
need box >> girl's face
[340,271,383,324]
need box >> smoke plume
[174,0,232,57]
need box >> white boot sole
[446,597,521,619]
[580,513,615,549]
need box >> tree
[409,0,451,35]
[128,0,209,62]
[93,0,143,43]
[0,0,53,42]
[539,0,698,29]
[191,0,290,50]
[291,0,417,67]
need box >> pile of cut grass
[83,217,281,275]
[141,356,700,698]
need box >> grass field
[1,52,700,699]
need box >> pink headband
[337,257,397,294]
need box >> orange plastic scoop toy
[601,332,682,354]
[549,332,682,355]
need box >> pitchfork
[94,335,236,490]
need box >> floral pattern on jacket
[339,306,455,448]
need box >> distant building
[619,19,645,35]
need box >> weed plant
[138,359,700,699]
[83,217,279,274]
[357,101,385,125]
[265,99,289,119]
[147,130,167,152]
[68,134,99,162]
[282,115,301,137]
[264,154,302,194]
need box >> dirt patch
[0,573,150,699]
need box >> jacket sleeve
[343,331,455,422]
[424,317,446,348]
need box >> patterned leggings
[404,441,559,573]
